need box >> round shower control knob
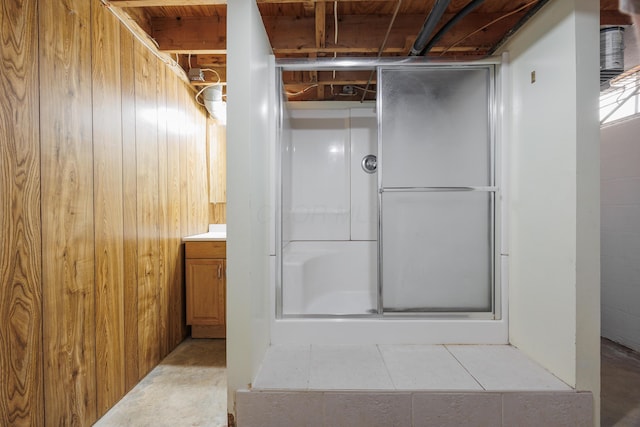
[361,154,377,174]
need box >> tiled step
[236,389,593,427]
[236,344,593,427]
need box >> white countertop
[182,224,226,242]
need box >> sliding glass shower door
[378,66,497,314]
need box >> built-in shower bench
[236,344,593,426]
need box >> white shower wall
[281,104,378,316]
[286,106,377,242]
[601,116,640,352]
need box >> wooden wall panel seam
[120,24,141,393]
[134,40,161,378]
[91,0,126,417]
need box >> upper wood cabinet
[208,117,226,204]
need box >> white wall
[601,116,640,352]
[502,0,600,420]
[287,108,351,240]
[226,0,273,417]
[284,105,377,242]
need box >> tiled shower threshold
[236,344,593,426]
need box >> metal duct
[408,0,451,56]
[600,26,626,84]
[419,0,485,56]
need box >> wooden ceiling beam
[258,0,390,3]
[601,10,632,26]
[152,16,226,52]
[151,11,522,57]
[263,12,519,52]
[303,1,316,15]
[195,54,227,67]
[315,2,326,49]
[283,70,378,84]
[314,1,326,99]
[275,46,483,54]
[108,0,226,6]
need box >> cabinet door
[186,259,225,326]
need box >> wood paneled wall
[0,0,43,425]
[1,1,210,425]
[208,118,227,224]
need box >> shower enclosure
[274,59,505,343]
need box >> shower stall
[273,58,507,344]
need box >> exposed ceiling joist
[258,0,391,3]
[314,1,326,99]
[108,0,619,102]
[108,0,226,6]
[151,13,517,56]
[273,46,479,54]
[152,16,226,52]
[601,10,632,26]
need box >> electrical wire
[338,85,377,96]
[286,84,319,97]
[334,1,339,45]
[353,85,377,94]
[332,1,339,91]
[360,0,402,102]
[201,69,222,84]
[440,0,538,56]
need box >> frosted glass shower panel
[380,67,491,187]
[381,191,492,312]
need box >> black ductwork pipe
[419,0,485,56]
[408,0,451,56]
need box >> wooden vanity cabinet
[185,241,226,338]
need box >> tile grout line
[306,344,312,391]
[444,345,486,391]
[376,344,399,390]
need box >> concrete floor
[601,338,640,427]
[93,337,639,427]
[93,338,227,427]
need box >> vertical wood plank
[134,41,161,377]
[156,60,170,358]
[196,107,210,228]
[187,93,200,235]
[179,82,191,338]
[208,119,227,204]
[209,203,227,224]
[185,96,209,234]
[120,27,140,390]
[180,83,191,238]
[91,1,125,416]
[39,0,97,425]
[0,0,44,425]
[165,72,184,347]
